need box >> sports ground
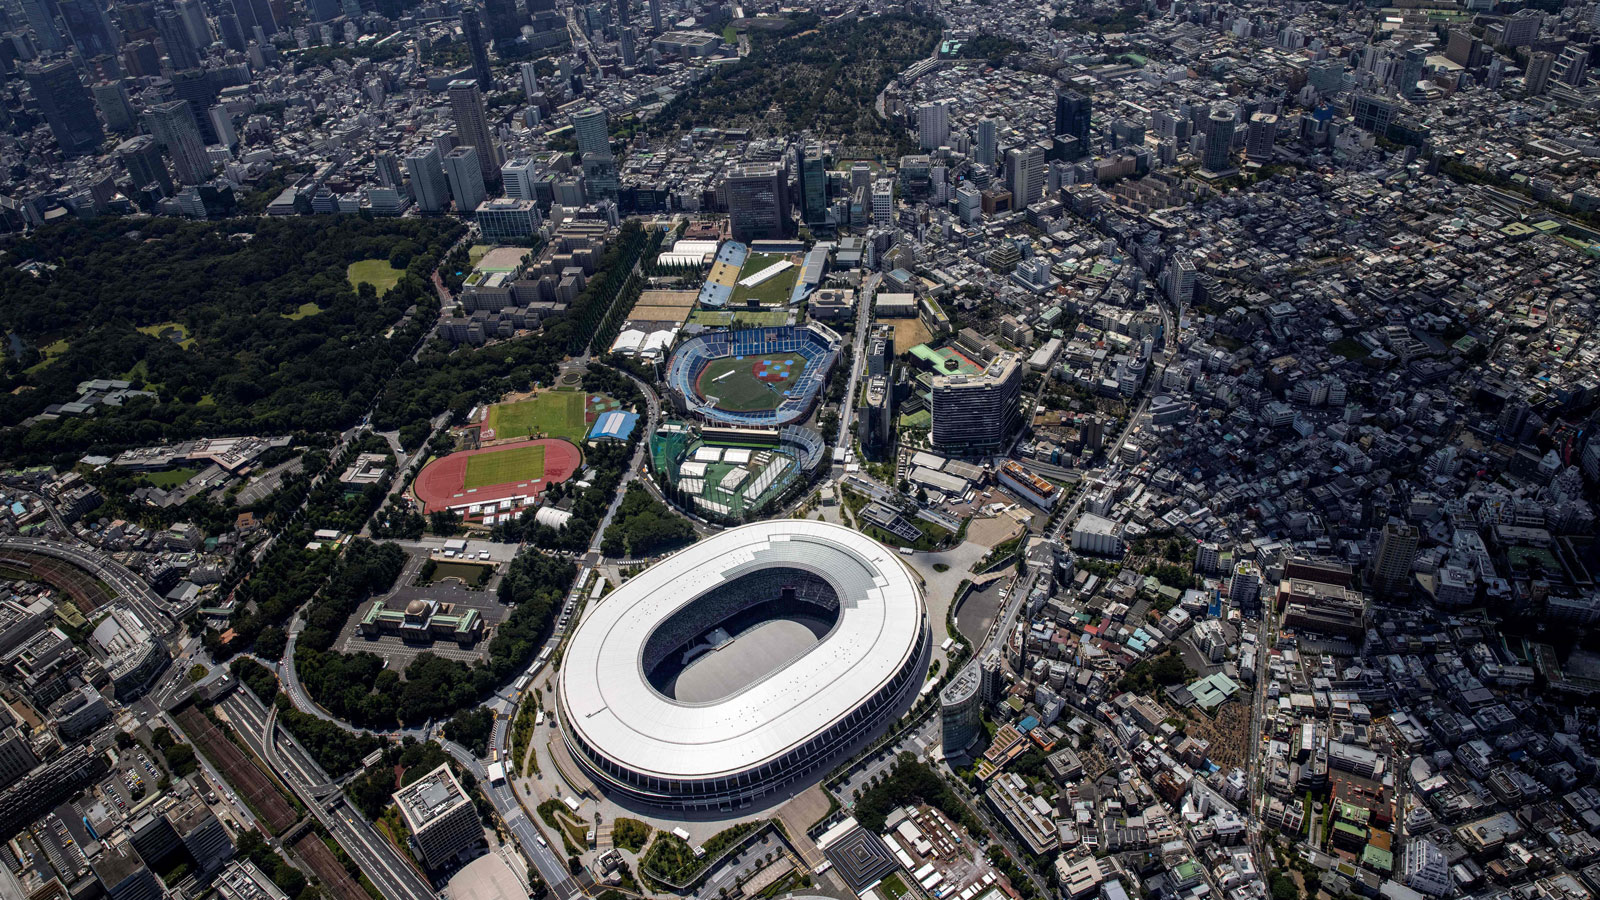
[482,390,622,444]
[696,351,808,412]
[729,252,801,305]
[413,438,582,516]
[464,444,544,489]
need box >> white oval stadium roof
[558,520,924,782]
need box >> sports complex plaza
[557,521,929,810]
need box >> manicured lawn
[425,560,494,584]
[138,467,198,489]
[347,259,404,295]
[486,392,587,442]
[463,445,545,489]
[23,339,69,374]
[468,244,494,267]
[283,302,322,320]
[729,252,800,305]
[137,321,191,345]
[696,351,807,412]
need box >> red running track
[412,438,583,516]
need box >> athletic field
[484,391,587,443]
[696,351,808,412]
[464,444,545,489]
[413,438,582,515]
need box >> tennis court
[464,444,546,489]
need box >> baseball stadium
[665,323,841,427]
[557,520,928,811]
[649,421,827,520]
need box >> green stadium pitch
[695,351,808,413]
[463,444,546,489]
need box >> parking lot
[830,714,942,805]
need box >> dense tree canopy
[0,216,462,463]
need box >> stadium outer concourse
[557,520,928,812]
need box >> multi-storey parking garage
[557,521,927,811]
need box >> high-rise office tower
[871,178,893,227]
[116,134,174,193]
[174,0,209,45]
[931,352,1022,452]
[1244,112,1278,162]
[614,0,627,28]
[570,106,610,159]
[94,80,137,132]
[1553,44,1589,87]
[122,40,161,77]
[374,151,403,187]
[619,25,636,65]
[647,0,661,31]
[168,69,218,143]
[974,116,997,167]
[245,0,275,35]
[1005,144,1043,207]
[208,105,236,147]
[307,0,338,20]
[520,60,540,97]
[448,79,501,181]
[918,100,949,151]
[501,156,536,200]
[21,0,65,51]
[955,184,980,224]
[725,161,790,241]
[155,9,199,69]
[404,145,450,213]
[143,99,211,184]
[797,143,827,226]
[58,0,118,58]
[216,11,244,50]
[26,61,104,157]
[483,0,525,50]
[460,9,492,90]
[1054,89,1090,158]
[1399,47,1427,99]
[1525,51,1555,95]
[1202,106,1235,173]
[1371,521,1419,596]
[445,146,487,214]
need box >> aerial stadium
[557,520,928,811]
[665,324,841,427]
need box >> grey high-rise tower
[21,0,65,52]
[143,99,212,185]
[93,80,136,133]
[404,145,450,213]
[155,8,200,69]
[974,116,997,167]
[570,106,610,159]
[57,0,117,59]
[445,146,487,214]
[1202,106,1235,173]
[460,9,492,90]
[116,134,174,193]
[449,79,501,181]
[725,161,791,241]
[797,143,827,226]
[25,61,104,157]
[647,0,661,31]
[1054,89,1090,158]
